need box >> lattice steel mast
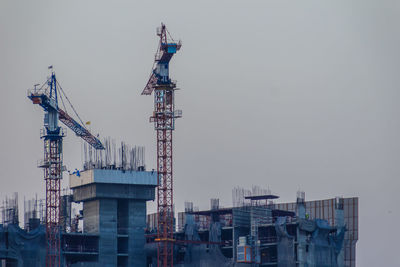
[28,68,104,267]
[141,23,182,267]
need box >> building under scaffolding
[146,188,358,267]
[0,162,357,267]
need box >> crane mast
[142,23,182,267]
[28,69,104,267]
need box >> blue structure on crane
[141,24,182,95]
[29,71,104,150]
[32,72,62,136]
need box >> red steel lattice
[154,86,175,267]
[43,137,62,267]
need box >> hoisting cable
[56,80,87,130]
[57,86,68,114]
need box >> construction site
[0,23,358,267]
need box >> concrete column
[83,200,100,233]
[296,228,307,267]
[98,199,117,267]
[128,200,147,267]
[335,198,345,267]
[296,198,307,267]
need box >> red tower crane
[28,68,104,266]
[141,24,182,267]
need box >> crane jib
[29,88,104,150]
[58,109,104,150]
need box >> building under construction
[0,175,358,266]
[166,189,358,267]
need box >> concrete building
[67,169,157,266]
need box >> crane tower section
[142,23,181,267]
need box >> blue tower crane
[28,68,104,267]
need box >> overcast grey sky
[1,0,399,265]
